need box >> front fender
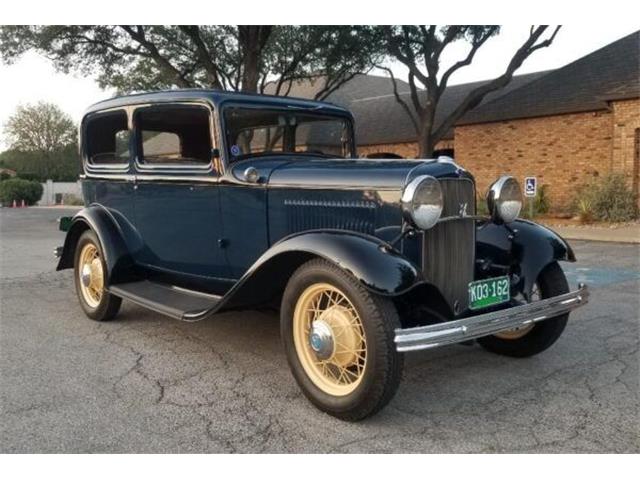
[216,230,423,312]
[56,205,140,285]
[476,219,575,299]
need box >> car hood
[257,157,471,190]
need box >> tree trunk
[238,26,272,93]
[417,136,436,158]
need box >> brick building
[292,31,639,211]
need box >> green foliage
[0,26,383,98]
[475,195,489,216]
[0,178,43,205]
[533,184,550,214]
[571,173,639,222]
[62,193,84,206]
[3,101,76,153]
[0,145,80,182]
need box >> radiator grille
[422,178,476,314]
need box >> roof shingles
[459,31,640,125]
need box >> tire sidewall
[478,262,570,357]
[74,230,115,320]
[281,261,389,416]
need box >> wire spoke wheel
[78,243,104,308]
[494,283,541,340]
[293,283,367,396]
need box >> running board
[108,280,220,322]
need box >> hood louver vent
[284,199,377,235]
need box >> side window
[135,105,212,167]
[85,110,130,167]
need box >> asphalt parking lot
[1,207,638,453]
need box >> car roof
[84,89,352,118]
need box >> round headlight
[487,176,522,223]
[401,175,443,230]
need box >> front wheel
[477,262,569,357]
[281,259,403,421]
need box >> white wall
[38,180,83,206]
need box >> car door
[81,108,139,253]
[131,102,231,294]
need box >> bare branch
[379,67,419,134]
[431,25,561,144]
[438,27,497,95]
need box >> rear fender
[56,205,140,285]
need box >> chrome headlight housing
[486,176,522,223]
[401,175,443,230]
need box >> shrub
[0,178,43,206]
[533,184,550,215]
[571,173,639,222]
[62,193,84,206]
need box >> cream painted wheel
[293,283,367,396]
[493,283,540,340]
[78,242,104,308]
[74,230,121,321]
[281,259,403,420]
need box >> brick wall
[611,99,640,199]
[357,140,453,159]
[454,110,615,210]
[356,100,639,211]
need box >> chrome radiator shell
[421,178,476,314]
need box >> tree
[0,26,383,99]
[2,102,78,180]
[378,26,561,156]
[4,102,76,153]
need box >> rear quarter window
[84,110,131,167]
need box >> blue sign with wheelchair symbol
[524,177,537,197]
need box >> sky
[0,25,638,150]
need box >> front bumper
[395,284,589,352]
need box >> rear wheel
[281,259,403,421]
[477,262,569,357]
[74,230,121,321]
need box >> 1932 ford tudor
[56,90,588,420]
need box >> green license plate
[469,276,510,310]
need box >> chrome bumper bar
[395,284,589,352]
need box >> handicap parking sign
[524,177,537,197]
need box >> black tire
[74,230,122,321]
[477,262,569,358]
[281,258,404,421]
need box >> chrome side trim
[395,284,589,352]
[81,173,219,184]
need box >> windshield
[223,107,354,161]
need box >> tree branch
[431,25,560,144]
[379,66,419,134]
[119,25,193,88]
[178,25,224,89]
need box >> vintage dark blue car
[56,90,588,420]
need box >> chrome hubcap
[81,264,92,287]
[309,320,334,360]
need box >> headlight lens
[487,176,522,223]
[401,175,443,230]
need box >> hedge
[0,178,44,206]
